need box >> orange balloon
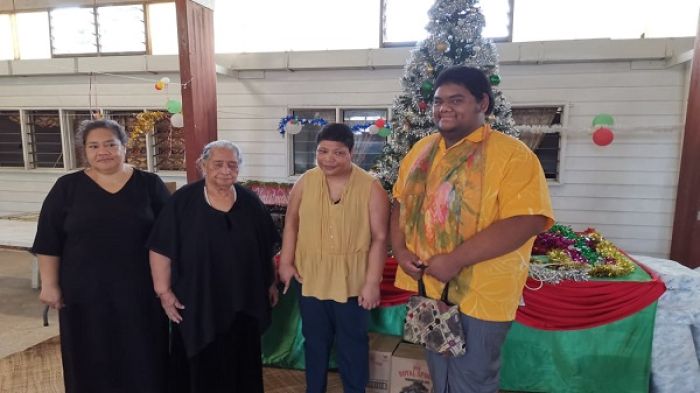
[155,81,165,90]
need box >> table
[0,219,40,288]
[262,257,700,393]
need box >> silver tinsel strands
[528,264,591,285]
[374,0,519,191]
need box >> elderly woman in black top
[33,119,170,393]
[148,140,279,393]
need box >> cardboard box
[389,342,433,393]
[367,333,402,393]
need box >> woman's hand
[278,263,303,294]
[39,284,64,310]
[268,283,279,307]
[158,289,185,323]
[358,282,381,310]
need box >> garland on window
[130,111,168,141]
[529,224,636,284]
[278,115,328,136]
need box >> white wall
[0,38,693,258]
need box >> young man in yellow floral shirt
[391,66,555,393]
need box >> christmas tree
[374,0,517,190]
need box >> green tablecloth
[263,279,656,393]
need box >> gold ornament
[436,41,448,53]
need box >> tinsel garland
[277,115,328,135]
[130,111,168,141]
[530,224,636,283]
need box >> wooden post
[175,0,218,182]
[670,13,700,268]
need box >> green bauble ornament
[420,80,434,97]
[489,74,501,86]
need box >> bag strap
[417,275,451,303]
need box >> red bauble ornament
[374,118,386,128]
[418,100,428,112]
[592,127,614,146]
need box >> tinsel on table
[529,224,637,284]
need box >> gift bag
[403,277,466,357]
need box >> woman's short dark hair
[75,119,128,148]
[434,66,495,115]
[315,123,354,151]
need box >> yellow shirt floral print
[393,125,555,322]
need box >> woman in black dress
[33,119,170,393]
[148,140,280,393]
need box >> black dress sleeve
[147,173,172,217]
[32,176,71,256]
[245,187,281,288]
[146,195,179,261]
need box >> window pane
[65,111,93,168]
[148,2,178,55]
[343,109,387,171]
[27,110,63,169]
[0,111,24,167]
[215,0,378,53]
[513,0,699,41]
[98,5,145,53]
[154,115,185,171]
[382,0,511,45]
[16,12,51,59]
[50,7,97,55]
[512,106,562,181]
[0,14,13,60]
[292,109,335,175]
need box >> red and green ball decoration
[363,118,392,138]
[420,80,434,99]
[592,114,615,147]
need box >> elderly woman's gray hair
[75,119,128,148]
[197,140,243,166]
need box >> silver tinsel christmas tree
[374,0,517,190]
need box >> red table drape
[376,258,666,331]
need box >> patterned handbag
[403,277,466,357]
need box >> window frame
[287,106,392,176]
[0,109,25,168]
[511,103,568,184]
[379,0,514,48]
[49,3,148,58]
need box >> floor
[0,249,345,392]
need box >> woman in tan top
[279,123,389,393]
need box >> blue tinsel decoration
[278,115,329,136]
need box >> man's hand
[39,284,64,310]
[358,282,381,310]
[158,289,185,323]
[425,253,462,283]
[278,263,303,294]
[394,247,424,281]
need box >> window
[512,106,563,180]
[49,5,146,57]
[0,111,23,167]
[381,0,513,46]
[50,7,97,56]
[16,12,51,59]
[0,14,13,60]
[64,111,93,168]
[290,108,389,175]
[148,2,178,55]
[343,109,388,170]
[291,109,335,175]
[214,0,378,53]
[97,5,146,53]
[153,116,185,171]
[26,110,63,169]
